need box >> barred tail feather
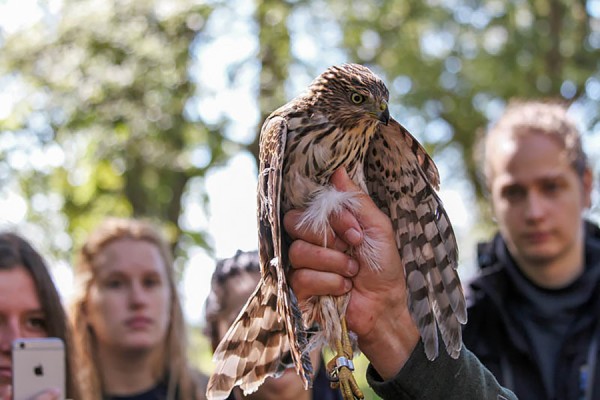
[206,273,311,400]
[430,202,467,325]
[416,180,466,359]
[427,258,463,359]
[406,267,439,360]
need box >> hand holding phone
[11,338,65,400]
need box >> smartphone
[11,338,65,400]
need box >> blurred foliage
[250,0,293,158]
[331,0,599,199]
[0,0,223,260]
[2,0,598,258]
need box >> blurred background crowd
[0,0,599,398]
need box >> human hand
[30,388,62,400]
[285,168,420,379]
[0,386,61,400]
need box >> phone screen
[11,338,65,400]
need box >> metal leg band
[336,356,355,371]
[328,356,355,382]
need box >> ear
[582,167,594,209]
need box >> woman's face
[84,239,171,353]
[0,267,47,391]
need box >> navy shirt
[225,357,342,400]
[104,382,168,400]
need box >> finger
[32,388,61,400]
[284,210,347,250]
[288,240,358,278]
[329,208,363,248]
[289,267,352,301]
[330,167,356,191]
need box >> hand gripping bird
[207,63,467,400]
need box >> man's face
[489,132,592,275]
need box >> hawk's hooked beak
[378,103,390,125]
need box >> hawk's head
[309,63,390,129]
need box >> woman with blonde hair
[70,217,206,399]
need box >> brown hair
[0,232,81,399]
[70,218,198,399]
[478,99,588,188]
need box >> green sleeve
[366,341,518,400]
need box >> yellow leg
[327,316,364,400]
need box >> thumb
[32,388,61,400]
[330,167,360,192]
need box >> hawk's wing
[256,115,312,386]
[365,118,467,361]
[206,116,312,400]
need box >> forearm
[366,341,518,400]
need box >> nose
[128,281,148,308]
[524,191,546,221]
[0,320,21,352]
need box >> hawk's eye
[351,93,365,104]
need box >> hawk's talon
[327,366,340,383]
[327,317,364,400]
[335,363,364,400]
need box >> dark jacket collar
[468,220,600,352]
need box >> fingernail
[47,388,62,399]
[344,228,362,246]
[347,259,359,276]
[334,237,349,252]
[344,279,353,292]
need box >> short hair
[70,217,198,399]
[0,232,80,398]
[203,250,260,350]
[479,100,588,187]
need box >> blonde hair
[479,99,588,188]
[70,217,197,399]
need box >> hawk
[207,64,467,400]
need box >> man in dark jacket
[464,100,598,400]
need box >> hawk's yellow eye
[351,93,365,104]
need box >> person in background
[463,100,599,400]
[69,217,207,400]
[283,168,517,400]
[204,249,343,400]
[0,232,80,400]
